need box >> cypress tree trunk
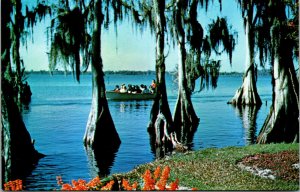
[257,2,299,144]
[83,0,121,150]
[11,0,32,105]
[2,1,44,182]
[13,0,22,79]
[228,15,261,106]
[173,0,199,143]
[257,51,299,143]
[148,0,177,158]
[2,81,44,182]
[13,0,24,105]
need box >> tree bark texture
[148,0,181,158]
[257,2,299,144]
[1,82,44,182]
[2,1,43,182]
[13,0,23,104]
[228,14,262,106]
[83,0,121,150]
[13,0,22,78]
[257,53,299,143]
[173,0,199,144]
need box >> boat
[106,91,156,100]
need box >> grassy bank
[115,143,299,190]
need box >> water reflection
[85,144,120,178]
[112,101,150,113]
[148,119,198,159]
[148,128,172,158]
[234,105,260,145]
[176,123,198,149]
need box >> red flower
[61,183,72,191]
[155,166,170,190]
[4,179,23,191]
[167,178,179,190]
[154,166,161,180]
[87,176,101,189]
[122,179,131,190]
[142,169,155,190]
[101,180,115,190]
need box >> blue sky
[20,0,256,72]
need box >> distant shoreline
[25,70,271,76]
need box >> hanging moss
[48,6,91,82]
[208,17,236,63]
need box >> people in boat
[127,84,133,93]
[114,85,120,92]
[117,83,154,94]
[140,84,150,94]
[149,79,157,93]
[120,84,127,93]
[126,84,142,94]
[140,84,145,91]
[151,79,157,89]
[132,85,142,94]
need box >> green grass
[113,143,299,190]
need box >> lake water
[22,73,272,190]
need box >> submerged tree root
[228,87,261,106]
[228,80,262,106]
[84,103,121,150]
[256,106,299,144]
[154,113,187,155]
[228,65,261,106]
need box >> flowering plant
[4,166,197,191]
[4,179,23,191]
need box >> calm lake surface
[22,73,272,190]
